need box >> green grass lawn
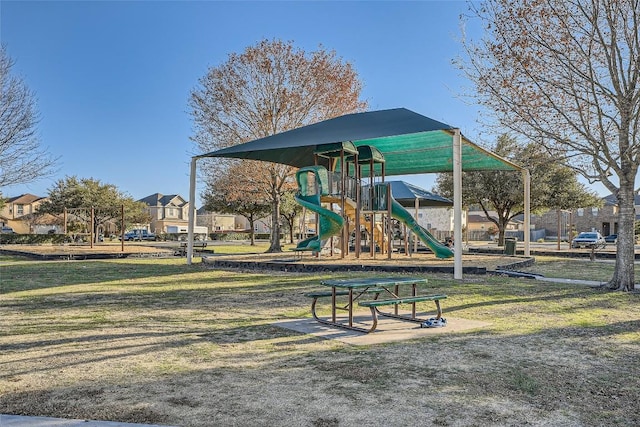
[1,257,639,426]
[518,255,620,281]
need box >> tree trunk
[248,217,256,246]
[267,195,282,252]
[609,183,636,291]
[289,221,294,244]
[497,217,510,246]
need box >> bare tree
[0,46,57,188]
[459,0,640,290]
[190,39,366,253]
[202,162,271,246]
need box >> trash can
[504,237,517,255]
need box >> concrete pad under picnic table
[274,316,490,346]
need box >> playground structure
[293,143,454,259]
[188,108,531,278]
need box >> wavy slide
[390,198,454,259]
[294,193,345,254]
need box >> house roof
[6,194,45,204]
[196,108,523,176]
[138,193,187,207]
[467,214,497,223]
[389,181,452,207]
[603,193,640,206]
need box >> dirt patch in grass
[1,259,639,426]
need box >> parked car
[120,229,156,241]
[1,226,15,234]
[604,234,618,243]
[571,231,606,249]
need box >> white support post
[187,157,198,265]
[453,129,463,280]
[414,197,419,254]
[523,168,531,257]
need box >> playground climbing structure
[293,144,453,259]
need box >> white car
[571,232,606,249]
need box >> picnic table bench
[306,277,446,333]
[174,241,209,257]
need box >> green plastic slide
[390,199,454,259]
[294,166,344,254]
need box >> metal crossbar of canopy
[187,108,531,277]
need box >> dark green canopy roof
[389,181,453,207]
[197,108,522,175]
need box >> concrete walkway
[0,414,178,427]
[535,276,606,287]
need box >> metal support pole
[187,157,198,265]
[121,204,125,252]
[355,162,361,258]
[340,149,345,259]
[90,207,94,248]
[453,129,463,280]
[414,197,419,253]
[387,183,392,259]
[523,169,531,257]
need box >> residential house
[530,194,626,240]
[138,193,191,234]
[196,207,242,233]
[466,211,523,241]
[0,194,60,234]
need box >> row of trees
[32,176,150,240]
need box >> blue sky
[0,0,609,205]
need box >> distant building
[0,194,60,234]
[196,207,241,233]
[137,193,190,234]
[466,211,522,241]
[529,194,635,239]
[388,181,460,241]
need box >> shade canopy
[389,181,453,208]
[197,108,522,175]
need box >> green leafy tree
[458,0,639,290]
[435,135,599,245]
[37,176,150,241]
[190,38,366,253]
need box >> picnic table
[174,241,209,257]
[306,277,446,333]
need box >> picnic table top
[320,276,428,288]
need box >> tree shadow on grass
[2,319,640,426]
